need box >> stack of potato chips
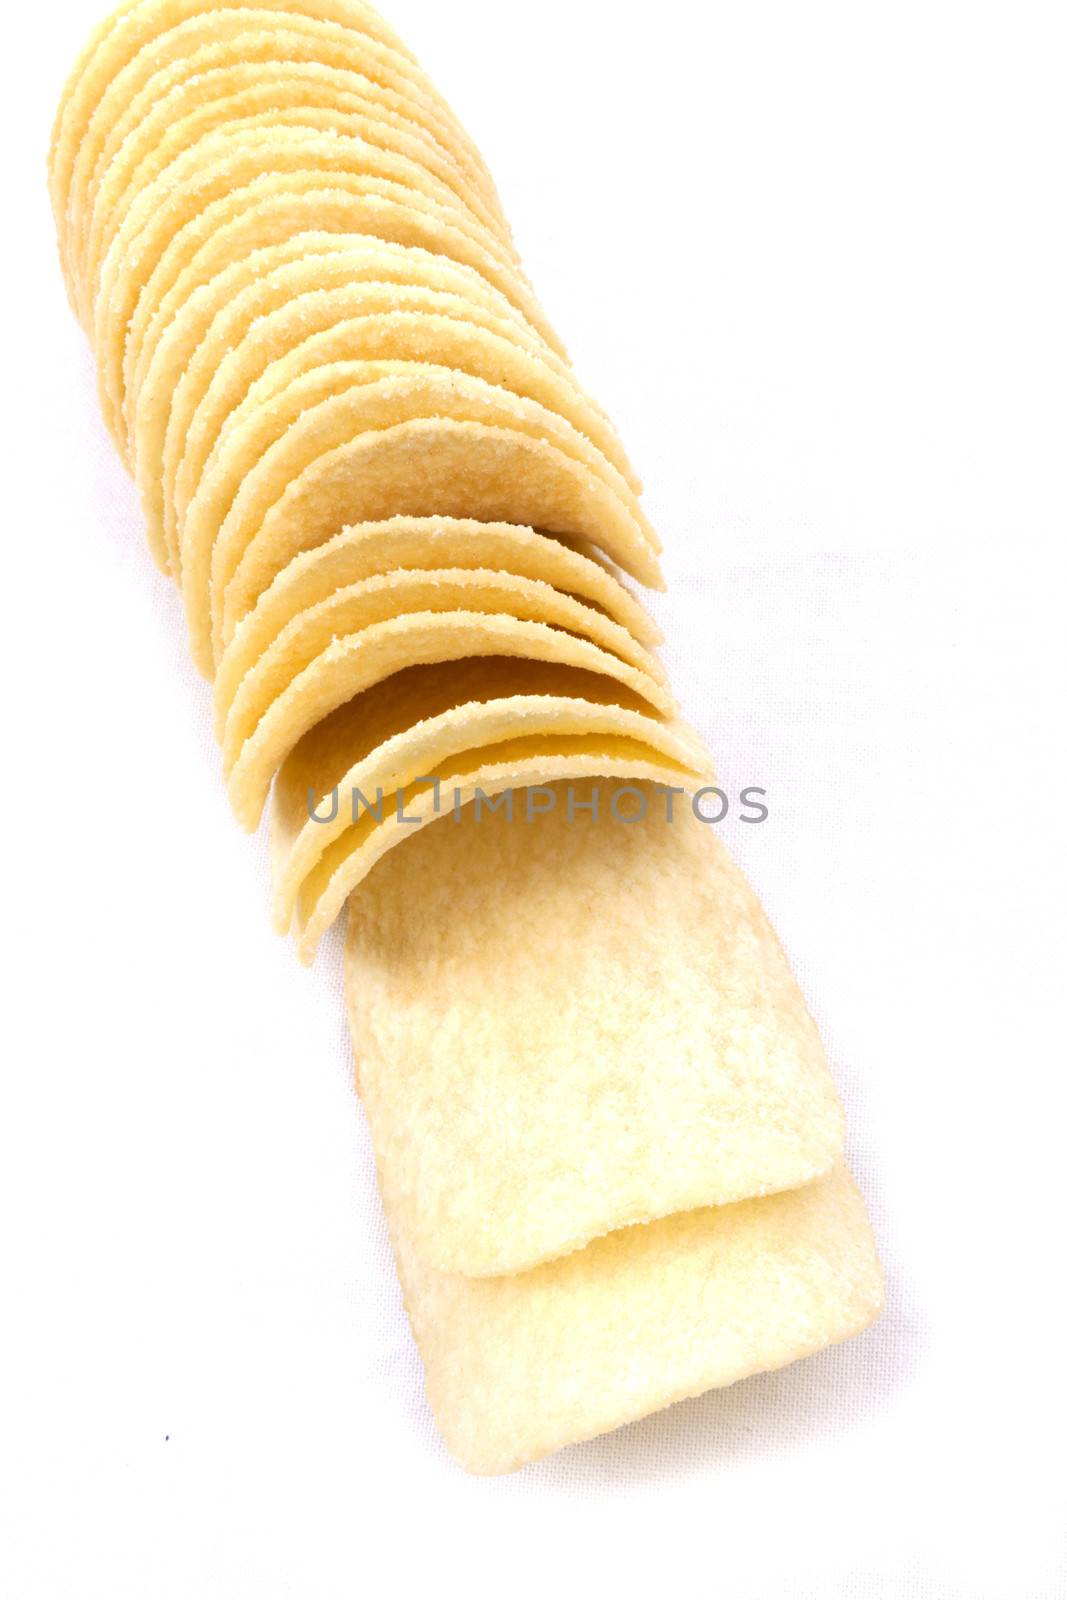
[50,0,882,1473]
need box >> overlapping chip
[343,778,848,1275]
[51,0,882,1473]
[156,271,639,566]
[384,1151,883,1475]
[82,55,511,301]
[269,659,700,956]
[214,519,663,737]
[226,608,678,830]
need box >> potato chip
[219,565,670,778]
[64,26,506,312]
[343,777,848,1277]
[183,364,654,660]
[137,228,602,553]
[226,612,676,830]
[51,0,492,280]
[148,268,638,575]
[125,233,557,565]
[378,1156,882,1474]
[59,18,441,298]
[126,186,569,481]
[84,91,513,322]
[214,520,662,738]
[55,1,485,226]
[271,657,702,938]
[98,117,514,335]
[107,170,565,459]
[283,716,711,962]
[82,54,510,301]
[163,291,640,571]
[95,128,553,443]
[304,738,709,960]
[142,238,386,569]
[139,250,565,569]
[218,418,665,667]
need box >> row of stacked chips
[50,0,883,1473]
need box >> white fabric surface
[3,2,1065,1596]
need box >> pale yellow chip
[225,611,675,830]
[82,54,510,303]
[136,244,577,570]
[216,417,664,667]
[54,1,483,228]
[126,185,568,497]
[85,98,512,325]
[270,656,702,942]
[52,0,494,296]
[283,729,712,964]
[145,240,413,569]
[95,127,551,446]
[214,519,661,738]
[343,777,848,1277]
[53,0,412,177]
[66,28,505,314]
[165,288,639,573]
[151,265,637,577]
[99,123,541,423]
[184,364,654,663]
[377,1155,882,1474]
[92,32,502,218]
[219,565,670,778]
[99,117,515,341]
[128,232,575,570]
[111,167,565,459]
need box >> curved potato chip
[345,777,849,1280]
[51,0,491,282]
[50,9,124,250]
[279,701,709,959]
[137,228,595,551]
[107,168,564,456]
[85,89,512,320]
[82,53,509,298]
[95,127,547,441]
[385,1159,881,1474]
[219,566,670,776]
[126,187,566,473]
[218,419,665,667]
[151,267,636,574]
[226,611,675,830]
[53,0,411,158]
[187,365,654,658]
[169,299,639,553]
[100,117,514,334]
[270,656,701,934]
[65,23,504,311]
[61,7,481,302]
[163,292,638,572]
[296,735,708,961]
[142,240,415,568]
[214,520,662,737]
[92,27,501,212]
[138,249,575,570]
[53,0,485,222]
[53,0,411,192]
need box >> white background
[3,1,1065,1595]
